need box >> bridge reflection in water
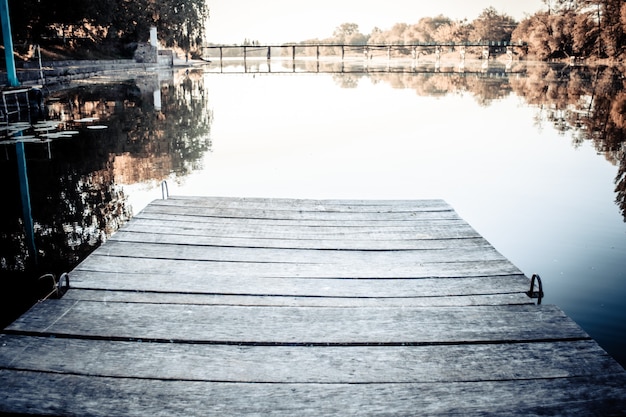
[205,57,518,76]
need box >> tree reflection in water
[511,65,626,221]
[357,63,625,221]
[0,70,212,327]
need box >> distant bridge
[203,41,526,64]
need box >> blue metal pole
[1,0,19,87]
[16,141,37,264]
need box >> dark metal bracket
[38,272,70,301]
[526,273,544,305]
[161,180,169,199]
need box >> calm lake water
[2,58,625,368]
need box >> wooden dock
[1,196,625,416]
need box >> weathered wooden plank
[62,289,534,307]
[88,240,508,265]
[132,212,471,230]
[73,255,523,278]
[157,195,452,206]
[6,302,586,343]
[0,335,618,383]
[112,230,489,250]
[150,196,454,212]
[2,370,625,416]
[113,223,484,248]
[137,204,461,221]
[68,271,530,298]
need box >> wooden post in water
[243,46,248,73]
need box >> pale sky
[205,0,546,44]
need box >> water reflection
[209,56,520,78]
[305,61,626,219]
[1,61,625,369]
[511,65,626,220]
[0,69,212,326]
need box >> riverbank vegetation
[4,0,625,63]
[299,0,625,63]
[8,0,209,60]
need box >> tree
[470,7,517,42]
[333,23,359,39]
[9,0,209,57]
[574,0,625,58]
[571,11,598,55]
[542,0,578,14]
[512,10,579,59]
[433,20,471,43]
[368,27,385,44]
[403,17,451,43]
[332,23,367,45]
[514,0,626,59]
[364,22,407,44]
[598,0,625,58]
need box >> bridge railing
[204,41,526,49]
[202,41,524,65]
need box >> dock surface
[1,196,625,416]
